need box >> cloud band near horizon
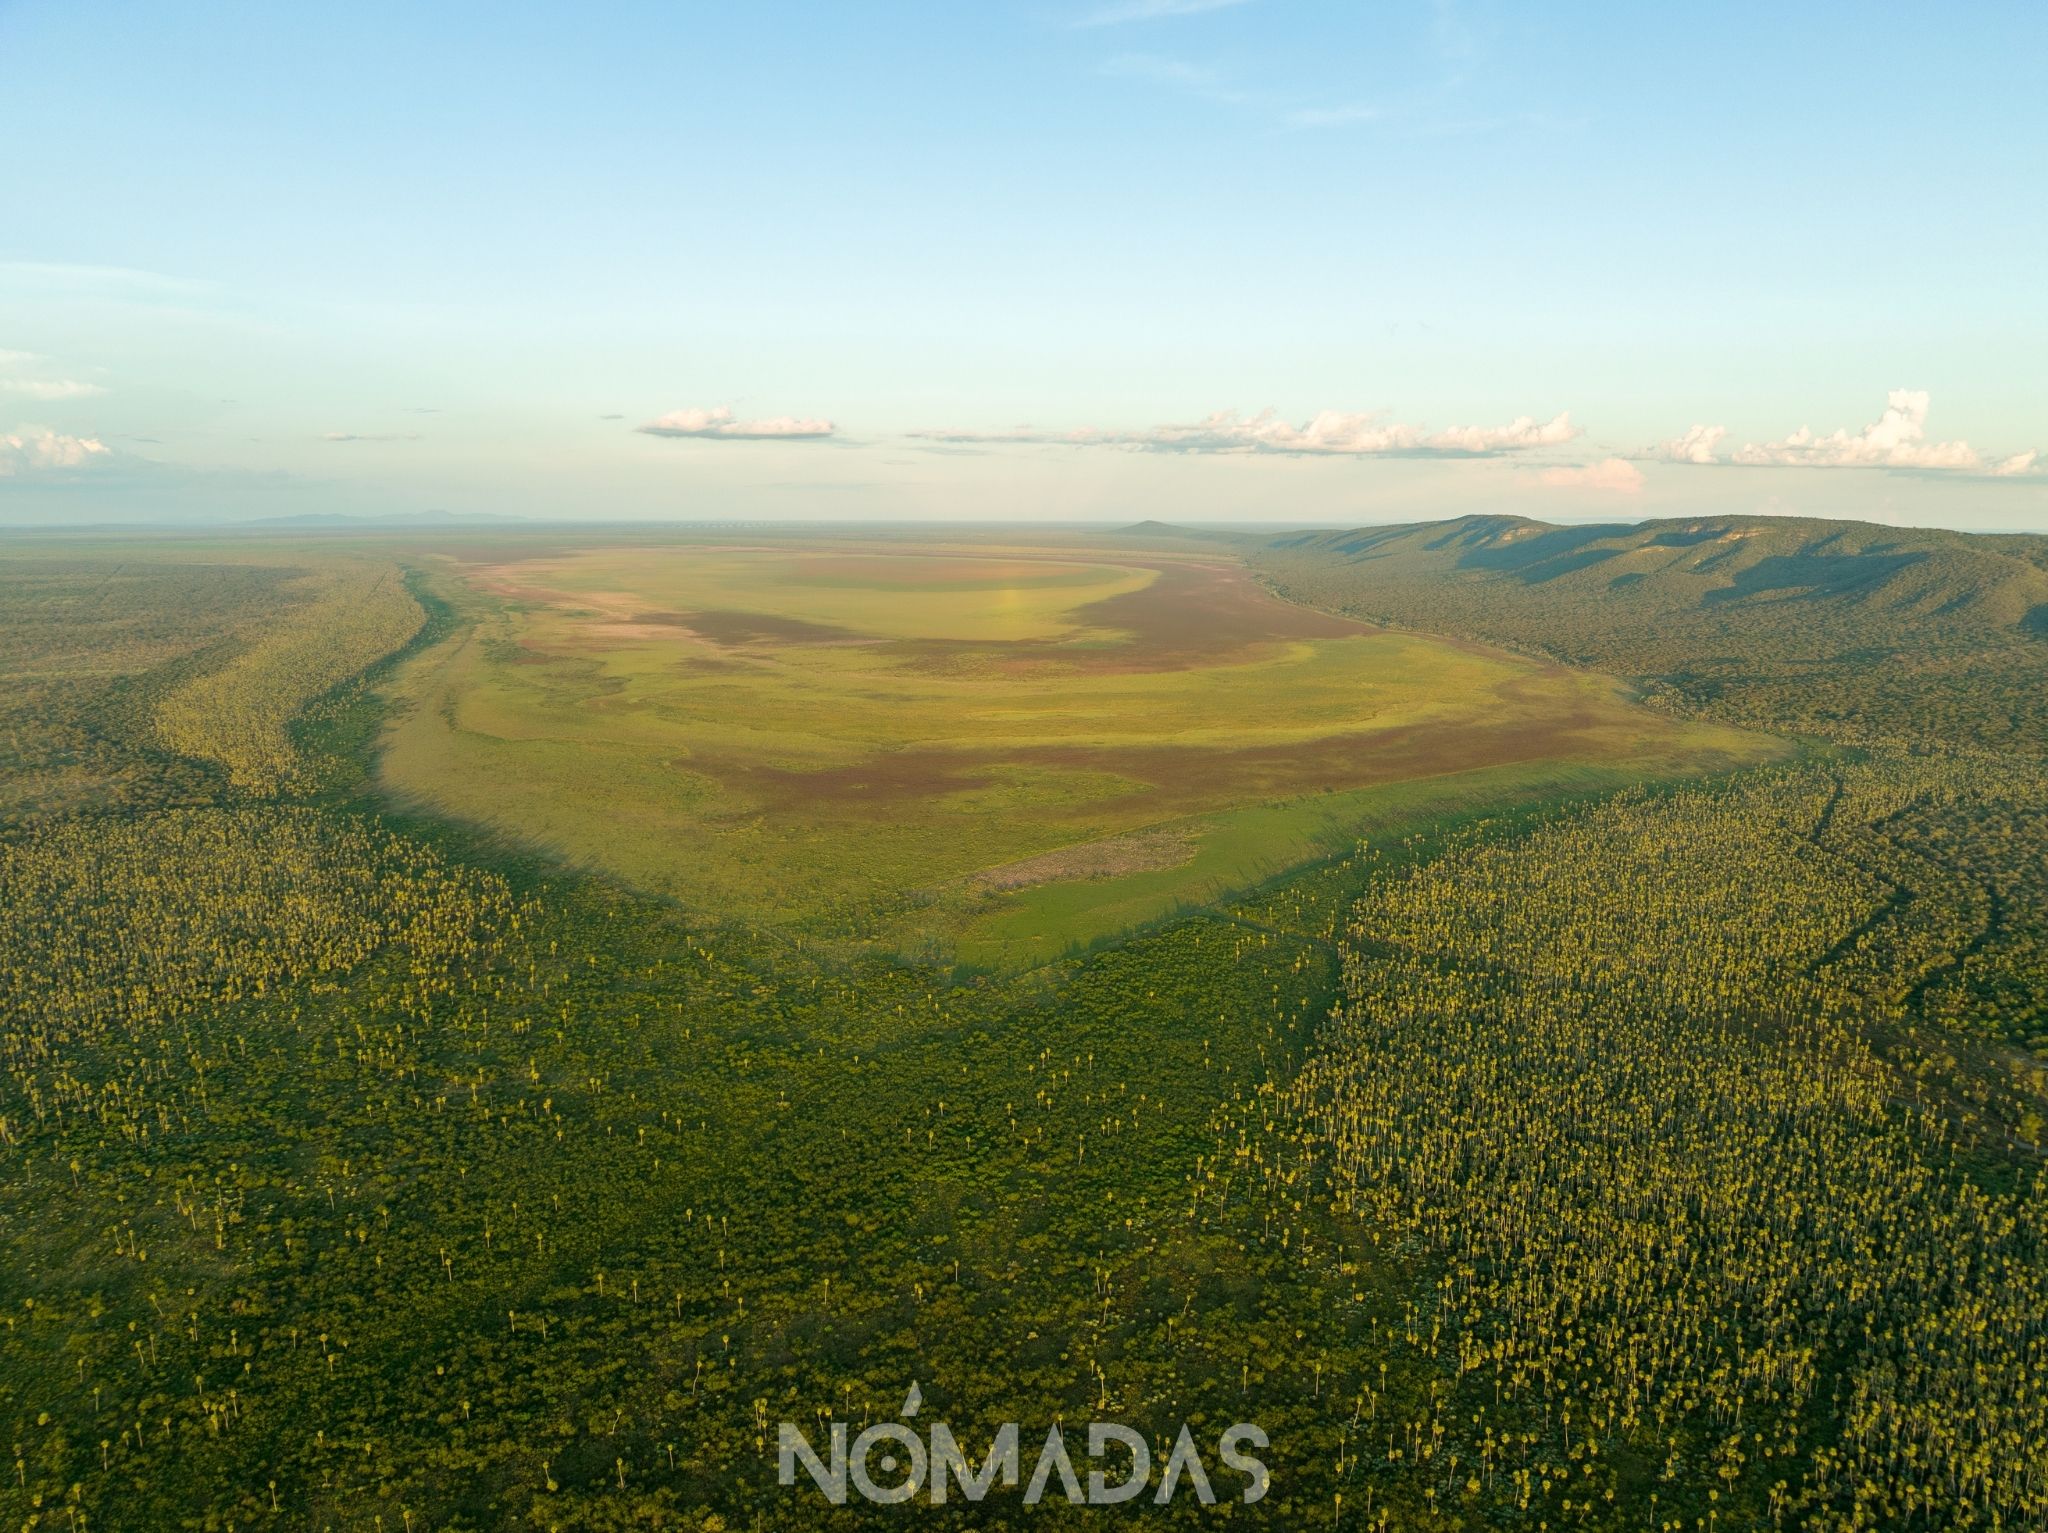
[1653,391,2037,477]
[627,391,2037,478]
[0,425,110,476]
[640,406,836,441]
[908,406,1580,457]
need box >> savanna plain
[3,516,2047,1531]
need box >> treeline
[153,560,424,794]
[0,555,299,818]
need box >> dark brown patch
[1067,558,1372,661]
[711,752,1000,809]
[884,558,1381,678]
[660,609,864,646]
[682,695,1611,818]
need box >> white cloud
[639,406,836,442]
[1151,409,1428,454]
[1076,0,1254,27]
[1652,423,1728,464]
[1538,457,1645,494]
[1649,394,2038,477]
[323,432,421,443]
[0,378,104,400]
[908,425,1091,447]
[0,425,112,477]
[1423,412,1579,453]
[1732,390,2003,472]
[911,407,1577,458]
[0,349,103,400]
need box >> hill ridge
[1253,513,2048,750]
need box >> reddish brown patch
[1068,558,1372,661]
[880,557,1381,678]
[663,609,863,646]
[711,752,1000,809]
[682,694,1610,819]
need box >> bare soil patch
[968,825,1200,891]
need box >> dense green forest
[3,521,2046,1530]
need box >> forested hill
[1254,514,2048,751]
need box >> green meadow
[377,538,1780,963]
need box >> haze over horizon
[3,0,2044,532]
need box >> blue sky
[2,0,2044,527]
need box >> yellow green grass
[377,539,1782,963]
[955,759,1672,968]
[156,558,422,793]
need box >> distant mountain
[1255,514,2048,751]
[242,510,527,527]
[1104,519,1250,541]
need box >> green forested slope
[1254,515,2048,750]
